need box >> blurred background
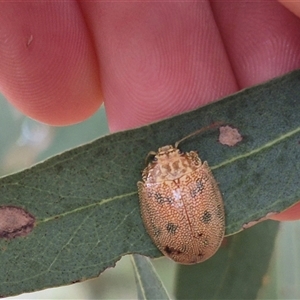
[1,93,300,299]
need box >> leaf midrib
[36,191,137,225]
[32,125,300,227]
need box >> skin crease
[0,1,300,221]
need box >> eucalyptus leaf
[131,254,170,300]
[0,70,300,297]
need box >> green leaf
[131,254,170,300]
[175,220,279,299]
[0,70,300,297]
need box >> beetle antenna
[145,151,157,165]
[175,121,225,148]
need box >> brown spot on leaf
[71,279,82,284]
[242,212,278,230]
[219,125,242,147]
[0,206,35,239]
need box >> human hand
[0,1,299,220]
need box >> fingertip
[2,57,103,125]
[0,2,102,126]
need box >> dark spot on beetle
[154,192,172,204]
[149,220,162,238]
[0,206,35,239]
[196,232,203,238]
[190,179,204,198]
[164,246,182,255]
[197,252,204,258]
[202,210,212,223]
[166,222,178,235]
[152,225,161,237]
[164,246,172,254]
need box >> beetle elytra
[137,124,225,264]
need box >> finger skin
[0,2,102,125]
[211,0,300,87]
[278,0,300,18]
[2,1,300,128]
[79,2,238,132]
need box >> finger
[211,0,300,87]
[0,2,102,125]
[80,2,238,132]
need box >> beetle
[137,125,225,264]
